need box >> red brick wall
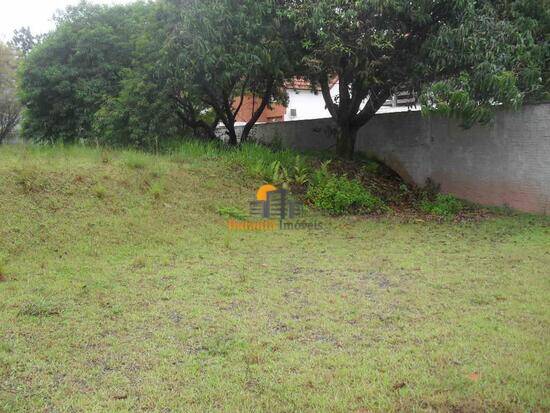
[233,95,286,124]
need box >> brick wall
[248,103,550,214]
[233,95,286,123]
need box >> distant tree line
[7,0,549,157]
[0,42,21,143]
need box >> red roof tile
[284,77,338,91]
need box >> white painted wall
[283,85,419,122]
[284,89,331,121]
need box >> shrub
[307,166,384,215]
[420,193,463,216]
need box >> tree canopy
[17,0,548,155]
[19,2,169,146]
[165,0,300,144]
[9,27,43,57]
[290,0,548,157]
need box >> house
[233,78,418,126]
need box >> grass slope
[0,144,549,412]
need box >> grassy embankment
[0,143,549,412]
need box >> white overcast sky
[1,0,137,41]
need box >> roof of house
[284,77,338,91]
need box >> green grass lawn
[0,144,549,412]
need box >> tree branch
[232,75,250,119]
[320,74,338,122]
[352,87,390,128]
[241,78,275,142]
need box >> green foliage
[149,181,165,200]
[0,143,549,411]
[19,2,183,147]
[236,149,311,186]
[421,194,464,217]
[0,42,20,143]
[307,163,384,215]
[91,4,187,149]
[9,27,43,57]
[92,68,183,149]
[266,160,290,186]
[421,1,548,125]
[0,255,6,278]
[292,155,311,185]
[170,139,225,161]
[123,151,149,170]
[217,206,248,220]
[290,0,548,157]
[362,160,380,174]
[165,0,300,143]
[18,0,546,153]
[260,155,312,186]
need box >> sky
[1,0,137,41]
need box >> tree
[0,42,20,143]
[290,0,548,158]
[91,3,190,149]
[19,2,154,144]
[149,0,221,141]
[9,27,43,57]
[165,0,299,145]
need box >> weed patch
[421,193,464,217]
[93,184,108,199]
[123,151,149,170]
[149,181,165,200]
[18,300,62,317]
[307,162,385,215]
[217,206,248,220]
[14,167,50,193]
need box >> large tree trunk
[318,73,390,160]
[336,124,359,159]
[226,125,238,146]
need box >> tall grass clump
[170,139,312,185]
[228,143,312,185]
[170,139,224,162]
[122,150,151,170]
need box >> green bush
[307,166,384,215]
[420,193,463,216]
